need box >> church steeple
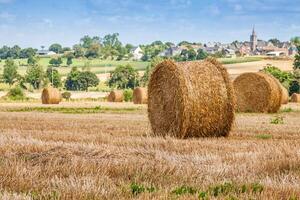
[250,26,257,52]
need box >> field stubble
[0,103,299,199]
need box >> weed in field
[255,134,272,139]
[270,116,284,124]
[172,185,197,196]
[281,108,293,113]
[130,183,156,196]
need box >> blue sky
[0,0,299,48]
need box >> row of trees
[1,59,100,91]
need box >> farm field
[0,102,300,199]
[0,57,267,77]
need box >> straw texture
[291,93,300,103]
[148,59,235,138]
[41,87,61,104]
[107,90,123,102]
[133,87,148,104]
[233,72,282,113]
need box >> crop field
[0,102,300,199]
[0,57,267,77]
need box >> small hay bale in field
[41,87,61,104]
[148,59,235,138]
[280,85,289,104]
[233,72,282,113]
[291,93,300,103]
[107,90,123,102]
[133,87,148,104]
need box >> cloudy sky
[0,0,299,48]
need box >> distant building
[224,49,236,58]
[266,51,286,57]
[159,46,182,57]
[130,46,143,60]
[250,27,258,52]
[289,46,298,56]
[36,50,56,56]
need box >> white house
[130,46,143,60]
[224,49,236,58]
[266,51,286,57]
[36,50,56,56]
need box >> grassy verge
[5,106,144,114]
[219,57,263,65]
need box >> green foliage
[0,83,10,91]
[101,33,122,59]
[61,91,71,100]
[289,80,300,95]
[64,67,99,91]
[46,67,62,88]
[66,56,73,66]
[141,57,164,86]
[77,71,99,91]
[49,43,62,54]
[80,35,101,49]
[197,49,208,60]
[3,59,18,85]
[172,185,197,196]
[27,56,38,66]
[255,134,273,139]
[130,183,156,196]
[281,107,293,113]
[261,65,293,86]
[108,64,139,89]
[49,57,63,67]
[270,116,284,124]
[123,89,133,102]
[73,44,85,58]
[85,43,101,58]
[7,86,25,100]
[25,65,44,89]
[294,46,300,70]
[64,67,81,90]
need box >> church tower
[250,26,257,52]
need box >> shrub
[289,80,300,95]
[123,89,133,102]
[270,116,284,124]
[0,83,10,91]
[108,64,139,89]
[7,86,25,100]
[61,91,71,100]
[261,65,293,87]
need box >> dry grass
[0,102,300,199]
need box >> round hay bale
[280,85,289,104]
[41,87,61,104]
[291,93,300,103]
[133,87,148,104]
[148,59,235,138]
[107,90,123,102]
[233,72,282,113]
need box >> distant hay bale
[233,72,282,113]
[280,85,289,104]
[133,87,148,104]
[41,87,61,104]
[148,59,235,138]
[107,90,123,102]
[291,93,300,103]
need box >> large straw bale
[233,72,282,113]
[107,90,123,102]
[148,59,235,138]
[133,87,148,104]
[291,93,300,103]
[41,87,61,104]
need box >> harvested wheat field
[0,102,300,199]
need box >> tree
[46,67,62,88]
[291,37,300,46]
[49,43,63,54]
[7,45,21,59]
[73,44,85,58]
[197,49,208,60]
[294,46,300,70]
[27,56,38,66]
[101,33,122,59]
[77,71,99,91]
[67,57,73,66]
[49,57,63,67]
[268,38,281,47]
[180,48,197,61]
[65,67,81,91]
[141,57,163,86]
[19,48,36,58]
[85,43,101,58]
[25,65,44,89]
[80,35,101,49]
[108,64,139,89]
[3,59,18,85]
